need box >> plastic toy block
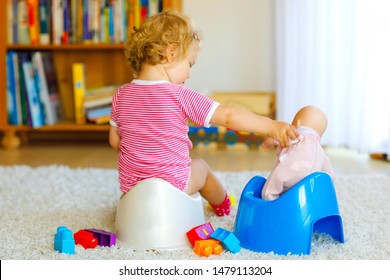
[74,230,98,249]
[85,229,116,247]
[186,223,214,247]
[229,195,236,207]
[193,239,223,257]
[54,226,75,255]
[211,227,241,253]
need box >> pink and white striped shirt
[110,80,219,193]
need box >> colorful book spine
[6,52,19,125]
[32,52,58,125]
[148,0,159,17]
[38,0,50,44]
[86,106,112,119]
[133,0,141,28]
[41,52,62,122]
[91,115,110,124]
[51,0,64,45]
[62,0,70,44]
[82,0,90,42]
[17,0,31,44]
[11,51,22,123]
[72,63,86,125]
[17,53,30,125]
[27,0,40,45]
[22,61,45,128]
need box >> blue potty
[233,172,344,255]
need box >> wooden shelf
[7,44,125,51]
[0,0,182,149]
[1,123,110,132]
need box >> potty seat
[114,178,205,249]
[234,172,344,255]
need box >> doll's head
[292,106,328,136]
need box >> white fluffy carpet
[0,165,389,260]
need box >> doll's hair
[124,10,200,77]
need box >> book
[148,0,159,17]
[89,0,100,43]
[17,0,31,44]
[32,51,61,125]
[6,0,14,44]
[72,63,86,124]
[27,0,40,45]
[38,0,50,44]
[52,0,64,45]
[22,60,45,128]
[84,84,117,109]
[10,51,23,124]
[17,52,30,125]
[86,105,111,120]
[6,51,20,125]
[40,52,63,122]
[90,114,110,124]
[62,0,71,44]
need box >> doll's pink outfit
[261,126,335,201]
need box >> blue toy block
[211,227,241,253]
[54,226,75,255]
[234,172,344,255]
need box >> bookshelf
[0,0,182,149]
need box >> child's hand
[269,121,299,147]
[261,136,278,150]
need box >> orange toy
[193,239,223,257]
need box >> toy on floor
[85,229,116,247]
[186,222,214,246]
[187,223,241,257]
[234,172,344,255]
[74,230,98,249]
[54,226,75,255]
[210,227,240,253]
[193,239,223,257]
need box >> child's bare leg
[186,158,231,215]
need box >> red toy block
[74,230,98,249]
[85,229,116,247]
[193,239,223,257]
[186,222,214,246]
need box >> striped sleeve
[177,86,219,127]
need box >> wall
[182,0,275,95]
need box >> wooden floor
[0,140,389,175]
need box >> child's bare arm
[109,126,120,152]
[210,104,299,147]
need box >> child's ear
[166,44,178,62]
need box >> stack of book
[6,51,62,128]
[85,85,118,124]
[72,62,117,125]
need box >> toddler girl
[109,10,298,216]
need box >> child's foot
[210,193,231,216]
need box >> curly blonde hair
[124,10,200,78]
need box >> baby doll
[261,105,335,201]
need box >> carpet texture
[0,165,389,260]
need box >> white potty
[114,178,205,249]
